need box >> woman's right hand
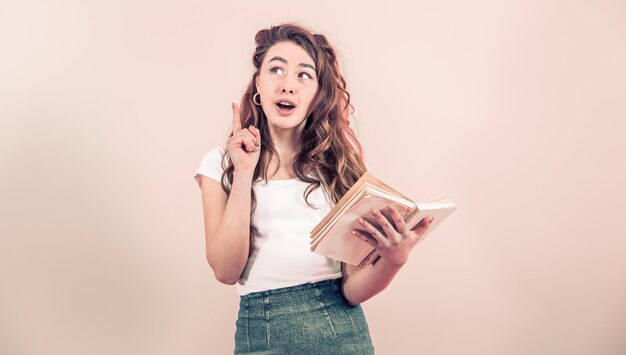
[227,102,261,174]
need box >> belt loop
[262,293,271,347]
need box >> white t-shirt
[194,145,343,295]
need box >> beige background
[1,0,625,354]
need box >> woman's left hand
[352,207,434,268]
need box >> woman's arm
[199,170,254,285]
[201,103,261,285]
[340,260,402,306]
[339,207,434,305]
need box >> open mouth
[275,101,296,114]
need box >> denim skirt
[234,278,375,354]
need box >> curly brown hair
[220,23,367,250]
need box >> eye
[270,66,285,75]
[298,72,313,79]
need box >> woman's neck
[269,126,303,159]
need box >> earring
[253,93,261,106]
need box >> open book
[310,172,456,266]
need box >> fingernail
[358,218,364,224]
[373,210,380,216]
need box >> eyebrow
[268,56,316,72]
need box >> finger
[237,128,261,148]
[239,126,261,147]
[411,216,434,236]
[358,217,393,247]
[231,126,255,141]
[372,209,401,243]
[248,126,262,146]
[388,206,409,235]
[240,134,257,152]
[351,230,378,248]
[231,102,242,133]
[230,131,257,152]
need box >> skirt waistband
[239,277,342,300]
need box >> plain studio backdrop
[1,1,625,354]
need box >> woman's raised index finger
[231,102,242,133]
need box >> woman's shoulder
[207,144,226,156]
[201,145,227,167]
[194,145,228,186]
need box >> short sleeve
[194,145,227,188]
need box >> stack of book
[310,172,457,266]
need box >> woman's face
[256,41,319,136]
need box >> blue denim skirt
[234,278,375,354]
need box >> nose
[280,76,295,94]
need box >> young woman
[194,23,433,354]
